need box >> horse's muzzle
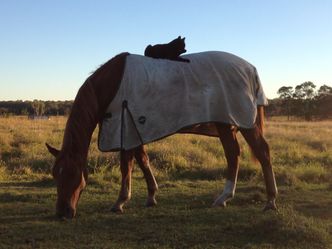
[56,202,76,219]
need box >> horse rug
[98,51,268,151]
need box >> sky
[0,0,331,100]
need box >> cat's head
[170,36,187,55]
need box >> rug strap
[120,100,144,150]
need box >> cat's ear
[177,36,181,39]
[182,37,186,41]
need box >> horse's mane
[90,52,130,79]
[61,52,129,157]
[90,58,114,76]
[61,81,98,156]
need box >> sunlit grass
[1,116,331,185]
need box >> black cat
[144,36,190,63]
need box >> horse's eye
[52,166,63,179]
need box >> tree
[318,85,332,97]
[31,100,38,115]
[294,81,316,100]
[31,100,45,116]
[277,86,293,99]
[293,82,317,120]
[316,85,332,118]
[277,86,293,120]
[0,107,8,116]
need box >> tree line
[0,82,331,120]
[0,100,73,116]
[266,82,332,120]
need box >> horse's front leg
[213,124,240,207]
[111,149,135,213]
[134,145,158,207]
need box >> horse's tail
[249,105,265,162]
[256,105,265,135]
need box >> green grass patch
[0,176,331,249]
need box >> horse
[46,51,278,219]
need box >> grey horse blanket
[98,51,268,151]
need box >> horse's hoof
[146,198,157,207]
[212,192,233,208]
[111,205,124,213]
[263,200,277,212]
[212,200,227,208]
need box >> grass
[0,116,331,248]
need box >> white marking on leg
[212,180,236,207]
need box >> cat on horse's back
[144,36,190,63]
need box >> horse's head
[46,143,87,219]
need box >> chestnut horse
[46,52,277,219]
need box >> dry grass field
[0,116,331,248]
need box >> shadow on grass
[169,167,224,181]
[1,180,331,248]
[80,190,330,248]
[0,177,54,188]
[169,166,260,182]
[0,213,57,225]
[0,176,331,248]
[48,193,332,248]
[0,192,47,203]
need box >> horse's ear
[182,37,185,41]
[46,143,60,157]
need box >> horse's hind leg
[134,145,158,207]
[111,149,135,213]
[240,127,278,211]
[213,124,240,207]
